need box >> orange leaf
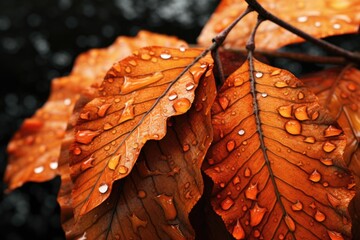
[198,0,360,50]
[60,71,216,239]
[301,66,360,238]
[4,30,187,191]
[203,58,355,239]
[69,46,214,218]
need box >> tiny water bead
[255,72,263,78]
[34,166,44,174]
[49,162,58,170]
[98,183,109,194]
[238,129,245,136]
[261,92,268,98]
[160,52,172,60]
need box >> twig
[245,0,360,65]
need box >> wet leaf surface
[4,31,187,191]
[68,46,213,219]
[301,66,360,238]
[60,69,216,239]
[203,58,355,239]
[197,0,360,50]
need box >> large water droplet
[309,169,321,182]
[173,98,191,114]
[294,106,309,121]
[108,155,120,170]
[155,194,177,220]
[118,99,135,124]
[323,141,336,153]
[314,210,326,222]
[278,105,292,118]
[250,203,267,226]
[245,183,258,200]
[285,120,302,135]
[232,219,245,240]
[219,96,229,110]
[285,215,296,232]
[98,183,109,194]
[226,140,235,152]
[291,200,303,211]
[121,72,164,94]
[75,130,101,144]
[221,196,234,211]
[324,125,343,137]
[97,103,112,117]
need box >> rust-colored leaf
[4,30,187,191]
[203,58,355,239]
[61,71,216,239]
[301,66,360,238]
[69,46,213,218]
[198,0,360,50]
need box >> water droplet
[168,92,178,101]
[195,103,203,112]
[271,69,281,76]
[129,60,137,66]
[64,98,72,106]
[297,16,308,22]
[98,183,109,193]
[128,213,147,232]
[255,72,263,78]
[285,120,301,135]
[333,23,341,29]
[244,167,251,177]
[219,96,229,110]
[327,193,340,208]
[238,129,245,136]
[81,155,95,171]
[155,194,177,220]
[136,190,147,199]
[49,162,58,170]
[173,98,191,114]
[294,106,309,121]
[250,203,267,226]
[309,170,321,182]
[285,215,296,232]
[125,66,131,73]
[314,21,322,27]
[291,200,303,211]
[80,111,90,120]
[314,210,326,222]
[75,130,101,144]
[234,77,244,86]
[182,144,190,152]
[97,103,112,117]
[151,57,158,63]
[179,45,186,52]
[221,196,234,211]
[226,140,235,152]
[278,105,292,118]
[118,165,128,174]
[233,176,240,185]
[34,166,44,174]
[232,219,245,240]
[121,72,164,94]
[320,158,333,166]
[274,81,288,88]
[245,183,258,200]
[141,53,151,60]
[261,92,268,98]
[73,146,82,155]
[323,141,336,153]
[108,154,120,170]
[22,119,44,132]
[160,52,172,60]
[119,99,135,124]
[185,82,195,91]
[327,230,344,240]
[278,233,285,240]
[311,111,319,120]
[297,91,305,99]
[324,125,343,137]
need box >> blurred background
[0,0,359,239]
[0,0,217,239]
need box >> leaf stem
[245,0,360,65]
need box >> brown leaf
[69,46,214,218]
[203,58,355,239]
[301,66,360,238]
[61,70,216,239]
[198,0,360,50]
[4,30,187,191]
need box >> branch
[245,0,360,65]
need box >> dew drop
[138,190,147,199]
[314,210,326,222]
[274,81,288,88]
[98,183,109,194]
[185,82,195,91]
[304,136,316,144]
[278,233,285,240]
[141,53,151,60]
[160,52,172,60]
[314,21,321,27]
[297,16,308,22]
[75,130,101,144]
[118,165,129,174]
[255,72,263,78]
[219,96,229,110]
[232,219,245,240]
[129,60,137,66]
[226,140,235,152]
[49,162,58,170]
[327,230,344,240]
[179,45,186,52]
[64,98,72,106]
[309,169,321,182]
[261,92,268,98]
[324,125,343,137]
[294,106,309,121]
[182,144,190,152]
[249,203,267,226]
[125,66,131,73]
[271,69,281,76]
[244,167,251,177]
[278,105,292,118]
[285,215,296,232]
[323,141,336,153]
[234,77,244,86]
[97,103,112,117]
[118,99,135,124]
[155,194,177,220]
[108,155,120,170]
[34,166,44,174]
[121,72,164,94]
[221,196,235,211]
[291,200,303,211]
[173,98,191,114]
[297,91,305,99]
[327,193,340,208]
[238,129,245,136]
[168,92,178,101]
[245,183,258,200]
[333,23,341,29]
[232,176,240,185]
[73,147,82,155]
[285,120,302,135]
[311,111,319,120]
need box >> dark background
[0,0,359,240]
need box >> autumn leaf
[301,66,360,238]
[60,69,215,239]
[4,30,187,191]
[197,0,360,50]
[203,58,355,239]
[68,46,214,219]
